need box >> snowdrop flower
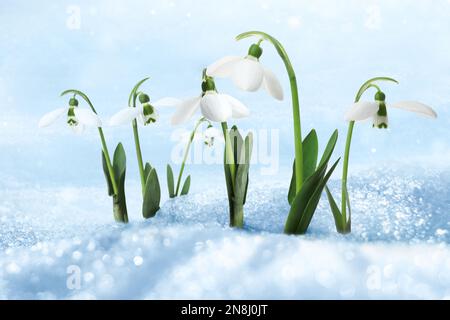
[171,72,250,125]
[345,91,437,128]
[202,125,223,147]
[207,43,283,100]
[110,94,180,126]
[38,97,101,133]
[328,76,438,235]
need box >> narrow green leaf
[113,173,128,223]
[325,186,343,232]
[229,125,244,165]
[303,129,319,180]
[144,162,152,182]
[180,175,191,196]
[242,133,253,205]
[142,168,161,219]
[288,160,296,205]
[223,145,234,209]
[166,164,175,198]
[295,158,340,234]
[284,163,327,234]
[101,151,114,196]
[288,129,319,205]
[344,185,352,233]
[318,129,338,168]
[112,143,128,223]
[235,162,249,205]
[113,143,126,180]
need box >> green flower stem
[128,77,150,196]
[132,118,146,195]
[341,121,354,225]
[221,122,236,190]
[175,117,205,196]
[61,89,118,196]
[340,77,398,226]
[236,31,304,193]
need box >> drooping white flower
[109,95,180,126]
[38,98,101,133]
[202,126,223,147]
[344,91,437,129]
[170,76,250,125]
[206,43,283,101]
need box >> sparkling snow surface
[1,168,450,299]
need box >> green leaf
[295,158,340,234]
[234,160,249,205]
[101,151,114,196]
[284,162,327,234]
[229,125,244,165]
[142,168,161,219]
[180,175,191,196]
[112,143,128,223]
[318,129,338,168]
[343,185,352,233]
[288,130,319,205]
[166,164,175,198]
[113,143,126,180]
[288,160,296,205]
[303,129,319,180]
[286,130,339,234]
[325,186,343,232]
[242,133,253,205]
[223,144,234,209]
[144,162,152,182]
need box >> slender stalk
[340,77,398,227]
[236,31,303,193]
[221,122,236,189]
[127,77,150,196]
[341,121,354,225]
[175,117,205,196]
[132,100,146,195]
[60,89,118,195]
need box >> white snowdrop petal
[221,94,250,118]
[109,108,141,126]
[200,93,232,122]
[171,97,201,125]
[71,123,85,135]
[389,101,437,118]
[231,58,265,92]
[373,115,389,128]
[344,101,379,121]
[38,108,67,128]
[74,108,102,127]
[206,56,242,78]
[152,97,182,108]
[137,113,146,126]
[263,68,284,100]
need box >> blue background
[1,0,449,192]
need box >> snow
[2,0,450,300]
[1,168,450,299]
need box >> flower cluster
[40,30,437,235]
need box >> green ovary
[373,103,388,129]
